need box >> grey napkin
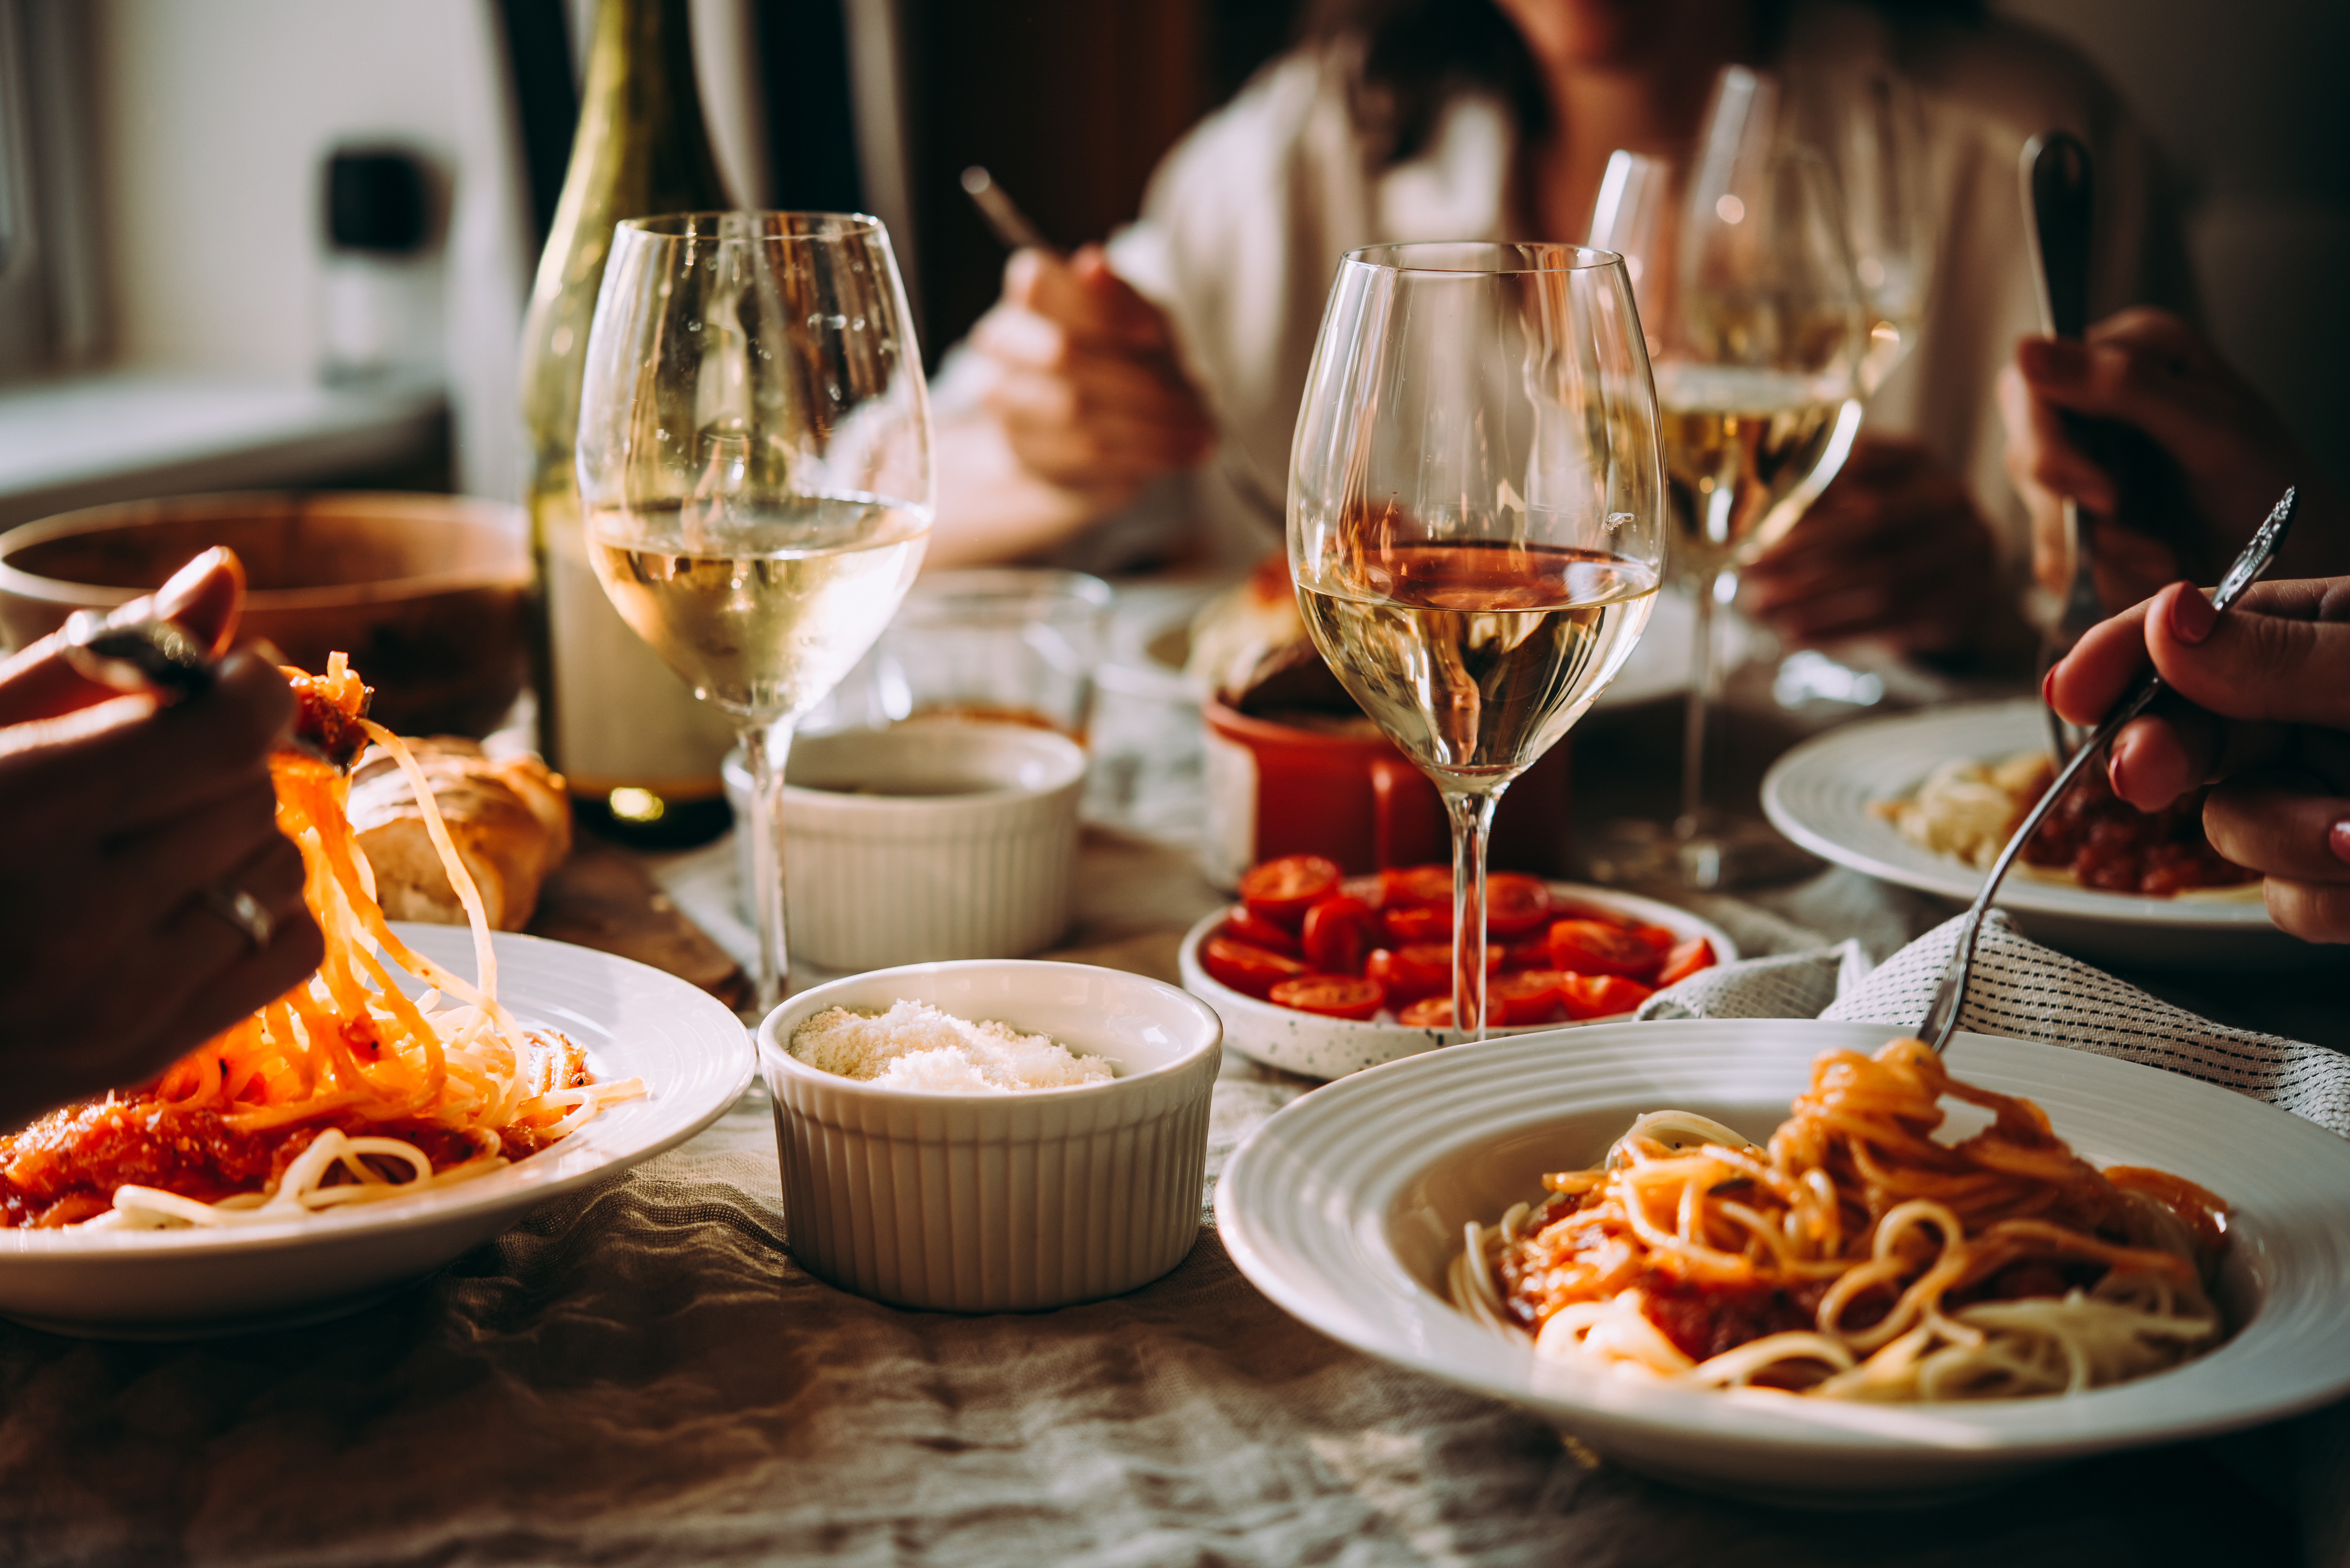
[1640,910,2350,1139]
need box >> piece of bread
[348,737,571,932]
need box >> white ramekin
[759,961,1223,1312]
[727,723,1087,971]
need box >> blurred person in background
[929,0,2193,662]
[0,552,321,1128]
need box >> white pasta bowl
[1179,882,1737,1080]
[759,960,1223,1312]
[1216,1018,2350,1505]
[0,926,755,1338]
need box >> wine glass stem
[739,716,794,1020]
[1677,569,1723,838]
[1444,788,1500,1042]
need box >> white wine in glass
[577,211,932,1017]
[1290,242,1664,1038]
[1587,72,1867,887]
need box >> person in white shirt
[930,0,2192,659]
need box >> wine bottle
[518,0,741,847]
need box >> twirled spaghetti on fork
[0,655,642,1230]
[1449,1039,2226,1401]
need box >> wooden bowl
[0,491,531,736]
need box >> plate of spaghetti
[1215,1018,2350,1504]
[0,658,754,1337]
[1759,700,2294,971]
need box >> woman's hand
[970,244,1214,507]
[1740,436,2001,652]
[0,551,323,1127]
[928,245,1215,569]
[2000,307,2347,608]
[2050,575,2350,943]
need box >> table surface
[7,588,2347,1567]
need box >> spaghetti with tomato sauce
[0,655,640,1231]
[1449,1040,2227,1401]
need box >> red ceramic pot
[1200,700,1571,888]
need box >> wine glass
[1289,242,1664,1039]
[576,212,932,1016]
[1816,64,1934,396]
[1588,69,1869,888]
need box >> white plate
[1216,1018,2350,1505]
[1760,699,2293,970]
[1179,883,1737,1079]
[0,925,754,1338]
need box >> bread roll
[348,738,571,932]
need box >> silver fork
[1918,487,2298,1052]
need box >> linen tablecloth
[5,827,2344,1566]
[2,1070,2332,1568]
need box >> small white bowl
[727,723,1087,970]
[758,961,1223,1312]
[1179,882,1738,1080]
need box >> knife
[2022,131,2097,760]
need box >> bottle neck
[570,0,728,220]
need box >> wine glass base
[1580,815,1819,893]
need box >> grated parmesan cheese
[788,1000,1115,1093]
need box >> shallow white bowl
[0,925,754,1338]
[1217,1018,2350,1505]
[759,961,1223,1312]
[1761,699,2295,970]
[1179,882,1738,1079]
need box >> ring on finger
[200,881,274,951]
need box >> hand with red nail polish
[2049,574,2350,944]
[1999,309,2350,614]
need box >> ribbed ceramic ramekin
[759,961,1223,1312]
[728,724,1086,971]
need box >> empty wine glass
[1289,242,1665,1039]
[576,212,932,1016]
[1803,62,1935,394]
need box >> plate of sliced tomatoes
[1177,855,1738,1079]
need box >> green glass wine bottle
[518,0,739,847]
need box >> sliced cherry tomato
[1558,972,1654,1020]
[1378,864,1453,907]
[1268,974,1385,1021]
[1483,874,1553,938]
[1200,935,1308,999]
[1629,922,1681,959]
[1397,995,1453,1028]
[1366,944,1450,1003]
[1238,854,1342,929]
[1382,903,1450,945]
[1488,969,1567,1025]
[1547,918,1664,980]
[1499,937,1555,972]
[1656,936,1717,987]
[1301,894,1377,976]
[1223,907,1301,956]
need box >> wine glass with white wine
[1589,69,1869,889]
[576,212,932,1016]
[1289,242,1665,1040]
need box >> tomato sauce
[0,1096,485,1229]
[2023,766,2253,896]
